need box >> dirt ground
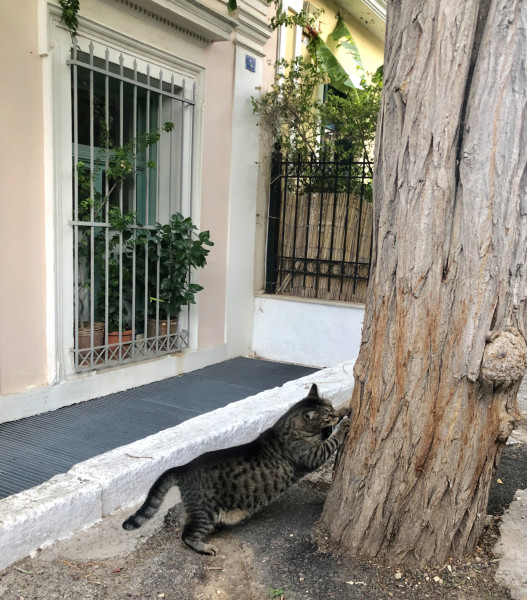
[2,423,527,600]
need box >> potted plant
[95,221,136,359]
[136,213,213,341]
[77,320,105,361]
[74,120,181,363]
[102,259,134,352]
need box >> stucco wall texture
[0,0,48,395]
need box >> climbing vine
[58,0,80,37]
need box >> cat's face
[297,402,340,432]
[283,384,341,434]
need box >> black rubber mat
[0,358,316,499]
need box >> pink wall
[0,0,48,395]
[0,0,237,396]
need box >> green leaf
[227,0,237,11]
[311,37,355,93]
[329,16,349,41]
[329,16,364,71]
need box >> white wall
[252,295,365,367]
[225,2,271,357]
[225,44,262,358]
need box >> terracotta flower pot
[107,329,133,359]
[77,322,105,364]
[78,322,105,348]
[146,317,178,338]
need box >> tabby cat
[122,384,350,555]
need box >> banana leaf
[311,36,355,93]
[329,16,364,71]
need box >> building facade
[0,0,384,423]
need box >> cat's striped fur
[122,384,350,555]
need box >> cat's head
[278,384,341,434]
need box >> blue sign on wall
[245,55,256,73]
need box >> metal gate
[265,153,373,304]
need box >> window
[69,40,196,371]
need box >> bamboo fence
[275,190,372,304]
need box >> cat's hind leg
[181,509,218,555]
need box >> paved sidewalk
[0,358,315,500]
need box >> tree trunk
[320,0,527,568]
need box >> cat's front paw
[338,416,351,433]
[337,406,351,420]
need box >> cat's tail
[122,468,179,530]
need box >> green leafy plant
[77,120,174,223]
[76,121,175,333]
[93,208,136,332]
[320,65,383,167]
[252,12,382,200]
[96,254,131,332]
[59,0,80,37]
[253,55,327,158]
[252,11,382,166]
[136,213,214,321]
[330,16,363,67]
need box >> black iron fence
[265,153,373,304]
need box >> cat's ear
[307,384,319,399]
[303,410,318,422]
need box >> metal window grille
[69,40,195,371]
[265,153,373,303]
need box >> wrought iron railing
[265,153,373,304]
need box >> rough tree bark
[320,0,527,568]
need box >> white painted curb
[0,360,355,572]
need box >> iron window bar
[70,39,194,372]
